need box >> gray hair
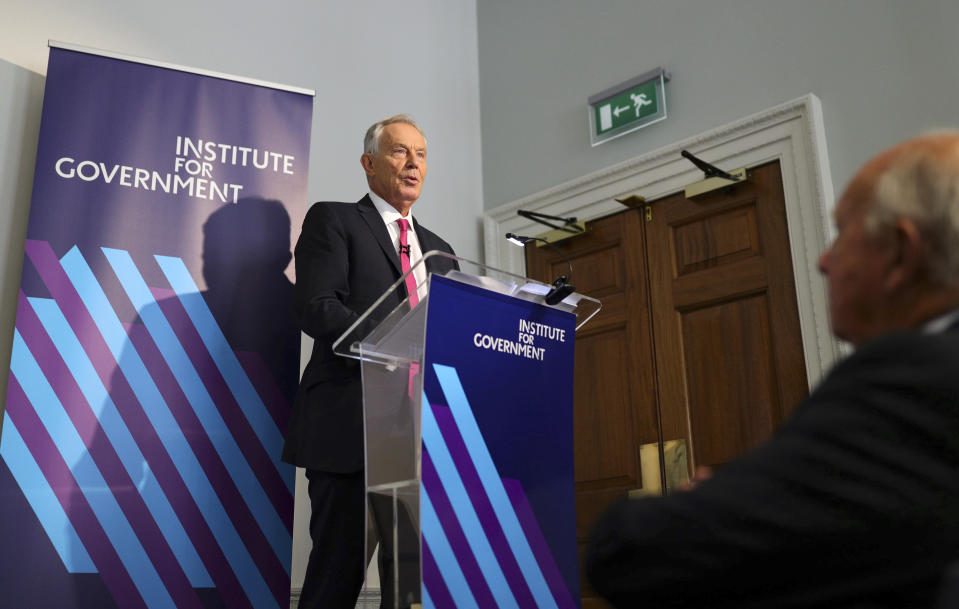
[363,114,426,156]
[867,132,959,286]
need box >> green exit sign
[588,68,669,146]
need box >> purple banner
[421,276,580,609]
[0,45,312,609]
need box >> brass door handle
[632,439,689,497]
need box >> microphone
[399,244,411,255]
[505,233,576,305]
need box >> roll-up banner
[0,42,313,609]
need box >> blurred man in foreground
[586,132,959,608]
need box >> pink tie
[398,218,421,397]
[397,218,419,307]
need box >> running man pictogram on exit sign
[588,67,669,146]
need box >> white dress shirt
[368,191,429,302]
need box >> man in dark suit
[282,115,458,609]
[586,133,959,608]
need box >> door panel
[522,161,808,607]
[646,161,809,469]
[525,208,658,605]
[573,329,638,485]
[680,294,777,465]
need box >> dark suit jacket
[281,195,458,473]
[586,325,959,609]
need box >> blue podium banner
[421,275,581,609]
[0,45,312,609]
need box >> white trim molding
[484,94,842,387]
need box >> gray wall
[477,0,959,210]
[0,59,44,429]
[0,0,483,595]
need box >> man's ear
[884,217,923,291]
[360,152,375,176]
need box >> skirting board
[288,587,381,609]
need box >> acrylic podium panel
[333,252,599,609]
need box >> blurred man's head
[818,132,959,344]
[360,114,427,216]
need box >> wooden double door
[523,161,810,608]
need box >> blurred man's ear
[360,152,374,176]
[884,217,924,291]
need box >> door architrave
[484,93,841,386]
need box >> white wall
[476,0,959,210]
[0,0,483,595]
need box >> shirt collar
[368,191,413,227]
[921,307,959,334]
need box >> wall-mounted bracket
[531,221,588,246]
[684,167,747,199]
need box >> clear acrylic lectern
[333,251,600,609]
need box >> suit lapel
[413,217,447,274]
[357,195,402,274]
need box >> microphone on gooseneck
[505,233,576,305]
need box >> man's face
[362,122,427,214]
[818,174,894,344]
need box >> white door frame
[483,94,841,387]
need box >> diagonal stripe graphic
[152,285,293,530]
[432,364,560,609]
[14,285,252,605]
[24,240,280,609]
[10,331,179,609]
[235,351,290,433]
[421,539,454,609]
[502,479,577,609]
[422,398,519,609]
[421,487,480,609]
[429,405,537,608]
[101,247,291,566]
[5,375,146,608]
[27,294,211,589]
[18,267,253,608]
[0,412,96,573]
[127,321,290,604]
[421,449,498,607]
[154,255,289,479]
